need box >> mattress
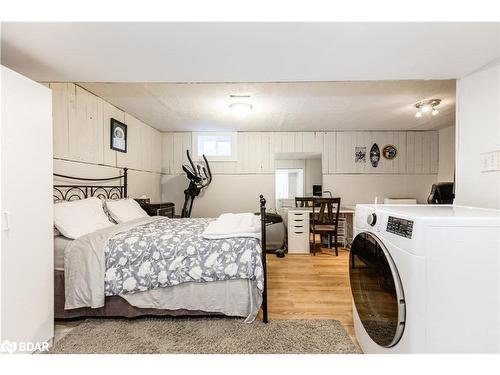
[121,279,260,320]
[54,235,260,321]
[54,236,73,270]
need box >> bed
[53,168,268,323]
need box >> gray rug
[50,318,361,354]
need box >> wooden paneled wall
[50,83,162,173]
[49,83,163,200]
[161,131,438,175]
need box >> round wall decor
[382,144,398,160]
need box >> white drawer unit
[287,210,310,254]
[336,217,347,246]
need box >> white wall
[323,174,437,205]
[162,174,276,218]
[49,83,163,201]
[455,60,500,209]
[161,130,440,216]
[305,159,322,195]
[438,126,456,182]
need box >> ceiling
[1,23,498,82]
[79,80,456,132]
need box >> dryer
[350,204,500,353]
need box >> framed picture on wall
[355,146,367,163]
[110,118,127,153]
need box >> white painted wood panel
[322,132,330,173]
[140,123,153,172]
[273,132,283,154]
[248,132,262,173]
[260,132,272,173]
[117,113,142,170]
[151,127,163,173]
[50,83,71,159]
[161,130,438,176]
[406,132,416,174]
[237,132,249,173]
[294,132,303,153]
[275,159,306,169]
[170,132,191,174]
[69,86,103,164]
[335,131,346,174]
[301,132,314,153]
[405,131,438,174]
[395,131,407,174]
[96,98,104,164]
[430,131,439,174]
[283,132,296,153]
[414,132,424,174]
[422,131,431,174]
[161,133,173,174]
[128,170,162,201]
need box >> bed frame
[53,168,128,202]
[53,168,268,323]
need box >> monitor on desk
[312,185,322,197]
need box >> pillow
[105,198,149,223]
[98,196,118,224]
[54,197,115,239]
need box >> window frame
[192,132,238,162]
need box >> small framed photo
[110,118,127,153]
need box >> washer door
[349,232,406,347]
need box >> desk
[281,206,355,253]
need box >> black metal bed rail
[259,194,268,324]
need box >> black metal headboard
[53,168,128,202]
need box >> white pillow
[54,197,114,239]
[105,198,149,223]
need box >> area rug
[50,318,361,354]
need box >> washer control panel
[386,216,414,239]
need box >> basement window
[192,132,238,161]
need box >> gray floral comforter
[103,218,264,297]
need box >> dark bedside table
[135,199,175,218]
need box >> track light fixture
[415,99,441,118]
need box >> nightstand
[135,199,175,218]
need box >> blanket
[64,217,264,311]
[202,213,261,240]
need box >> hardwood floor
[55,247,359,350]
[267,248,358,346]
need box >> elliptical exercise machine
[180,150,213,218]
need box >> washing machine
[350,204,500,353]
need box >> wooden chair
[295,197,315,208]
[310,197,341,256]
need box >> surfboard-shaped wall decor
[370,143,380,167]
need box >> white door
[1,66,53,352]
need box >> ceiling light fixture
[229,102,253,118]
[415,99,441,118]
